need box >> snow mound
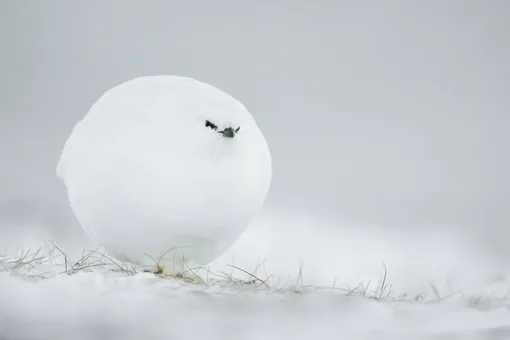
[1,250,510,340]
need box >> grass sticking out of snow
[1,241,509,310]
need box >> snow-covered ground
[1,210,510,340]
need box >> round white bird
[57,75,272,274]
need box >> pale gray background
[1,1,509,254]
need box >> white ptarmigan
[57,76,272,274]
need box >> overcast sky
[1,1,509,253]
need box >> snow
[5,76,510,339]
[56,76,272,273]
[1,211,510,340]
[1,270,509,340]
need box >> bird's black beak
[219,127,236,138]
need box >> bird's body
[57,76,272,273]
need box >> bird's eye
[205,120,218,131]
